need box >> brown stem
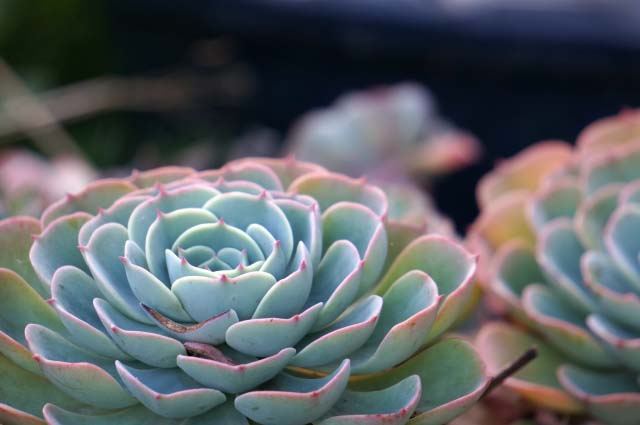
[481,347,538,399]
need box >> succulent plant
[469,110,640,425]
[0,157,488,425]
[286,83,481,182]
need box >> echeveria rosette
[287,83,481,182]
[0,157,488,425]
[469,111,640,424]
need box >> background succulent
[0,157,489,425]
[0,149,96,218]
[469,110,640,424]
[286,83,481,183]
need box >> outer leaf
[376,235,476,341]
[476,323,582,414]
[41,179,136,226]
[0,217,43,296]
[558,365,640,425]
[0,352,88,423]
[0,269,64,374]
[350,338,489,425]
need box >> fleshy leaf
[115,362,226,418]
[235,359,351,425]
[318,375,421,425]
[574,185,620,250]
[121,254,192,322]
[0,352,87,423]
[50,266,130,360]
[468,192,535,252]
[253,243,312,319]
[82,223,152,324]
[528,181,581,231]
[225,303,323,357]
[43,400,248,425]
[558,365,640,425]
[172,272,276,322]
[227,156,326,189]
[307,240,362,331]
[172,221,264,264]
[491,241,545,326]
[582,142,640,195]
[0,269,64,374]
[537,219,596,313]
[476,323,582,414]
[25,324,137,409]
[292,295,382,368]
[522,285,616,368]
[127,185,219,252]
[200,161,283,191]
[77,196,146,247]
[587,315,640,371]
[145,208,218,284]
[94,299,186,368]
[350,338,489,425]
[290,172,388,218]
[581,251,640,331]
[130,166,196,188]
[322,202,386,295]
[0,217,43,296]
[476,141,572,208]
[30,212,91,288]
[41,179,136,226]
[349,271,441,375]
[177,347,296,394]
[376,235,476,341]
[204,191,294,261]
[604,204,640,291]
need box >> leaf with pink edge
[317,375,421,425]
[476,141,572,208]
[350,338,489,425]
[476,323,582,414]
[220,156,327,189]
[290,172,388,217]
[376,235,476,341]
[522,284,616,368]
[25,324,137,410]
[43,400,248,425]
[0,269,65,374]
[114,362,226,418]
[30,212,91,289]
[558,365,640,425]
[0,217,43,296]
[0,353,88,424]
[41,179,136,226]
[129,166,196,189]
[235,359,351,425]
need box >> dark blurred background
[2,0,640,229]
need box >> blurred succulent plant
[0,157,489,425]
[0,149,96,218]
[286,83,481,183]
[469,110,640,425]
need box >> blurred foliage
[0,0,115,88]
